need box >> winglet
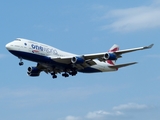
[144,44,154,49]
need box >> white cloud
[86,110,123,119]
[58,116,81,120]
[61,103,152,120]
[113,103,148,111]
[101,2,160,32]
[86,110,111,119]
[65,116,81,120]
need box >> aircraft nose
[5,43,11,50]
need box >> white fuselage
[6,38,116,73]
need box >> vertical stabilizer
[107,44,119,65]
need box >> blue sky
[0,0,160,120]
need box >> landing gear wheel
[18,57,24,66]
[19,62,24,66]
[51,72,57,79]
[62,73,69,78]
[69,71,77,76]
[52,75,57,79]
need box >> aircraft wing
[78,44,154,60]
[115,44,154,57]
[51,44,153,68]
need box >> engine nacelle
[71,56,85,64]
[104,53,117,60]
[27,66,40,77]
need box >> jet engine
[27,66,40,77]
[104,53,117,60]
[71,56,85,64]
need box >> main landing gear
[62,71,77,78]
[62,72,69,78]
[19,57,24,66]
[51,70,77,79]
[52,75,57,79]
[69,71,77,76]
[51,72,57,79]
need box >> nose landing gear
[19,62,24,66]
[19,57,24,66]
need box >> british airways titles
[31,44,58,55]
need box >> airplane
[5,38,153,79]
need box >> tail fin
[107,44,119,65]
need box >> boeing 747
[6,38,153,78]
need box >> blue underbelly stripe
[9,50,101,73]
[9,50,67,67]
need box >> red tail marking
[107,46,119,65]
[107,60,114,65]
[109,47,119,52]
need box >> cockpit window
[14,38,21,41]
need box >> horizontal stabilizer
[108,62,137,69]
